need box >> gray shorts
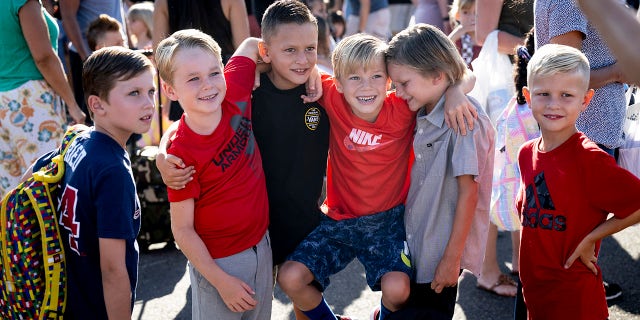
[287,204,412,291]
[190,233,272,320]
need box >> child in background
[30,47,156,319]
[155,29,272,319]
[385,24,494,319]
[517,44,640,320]
[278,33,477,320]
[127,1,154,50]
[86,14,126,51]
[316,15,334,74]
[329,11,346,43]
[447,0,481,69]
[482,28,537,299]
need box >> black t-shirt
[252,73,330,265]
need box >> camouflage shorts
[287,204,412,291]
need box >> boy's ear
[335,79,344,93]
[87,95,105,116]
[258,41,271,64]
[582,88,595,111]
[433,71,446,85]
[162,80,179,101]
[522,86,532,106]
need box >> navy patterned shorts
[287,204,412,291]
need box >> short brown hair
[154,29,222,85]
[82,47,154,118]
[261,0,317,42]
[86,14,122,51]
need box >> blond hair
[127,1,154,40]
[527,44,590,87]
[331,33,387,79]
[155,29,222,85]
[386,24,466,85]
[449,0,475,24]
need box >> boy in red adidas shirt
[517,44,640,320]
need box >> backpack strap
[33,124,89,183]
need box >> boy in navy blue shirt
[31,47,156,319]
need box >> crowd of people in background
[2,0,640,319]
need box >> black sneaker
[604,281,622,301]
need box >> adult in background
[412,0,451,34]
[576,0,640,85]
[59,0,128,125]
[475,0,533,53]
[389,0,413,36]
[473,0,533,310]
[343,0,391,40]
[0,0,85,196]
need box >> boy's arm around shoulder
[233,37,262,64]
[444,69,478,135]
[99,238,132,319]
[170,199,258,312]
[156,121,194,190]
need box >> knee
[381,272,411,309]
[277,261,313,294]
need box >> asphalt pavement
[132,226,640,320]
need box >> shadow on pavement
[273,260,372,319]
[599,233,640,317]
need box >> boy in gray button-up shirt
[387,24,495,319]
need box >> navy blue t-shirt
[35,129,141,319]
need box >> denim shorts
[287,204,412,291]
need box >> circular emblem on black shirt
[305,107,321,130]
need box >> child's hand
[565,237,599,275]
[302,66,323,103]
[431,255,461,293]
[443,84,477,135]
[217,275,258,312]
[155,153,194,190]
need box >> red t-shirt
[517,133,640,320]
[167,56,269,259]
[318,75,415,219]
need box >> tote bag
[469,30,515,124]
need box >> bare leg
[277,261,324,311]
[476,223,516,297]
[380,271,410,311]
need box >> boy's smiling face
[335,56,389,123]
[259,22,318,90]
[388,62,446,113]
[163,47,227,117]
[523,71,594,142]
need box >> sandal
[477,274,517,297]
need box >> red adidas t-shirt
[517,133,640,319]
[167,56,269,259]
[318,75,415,219]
